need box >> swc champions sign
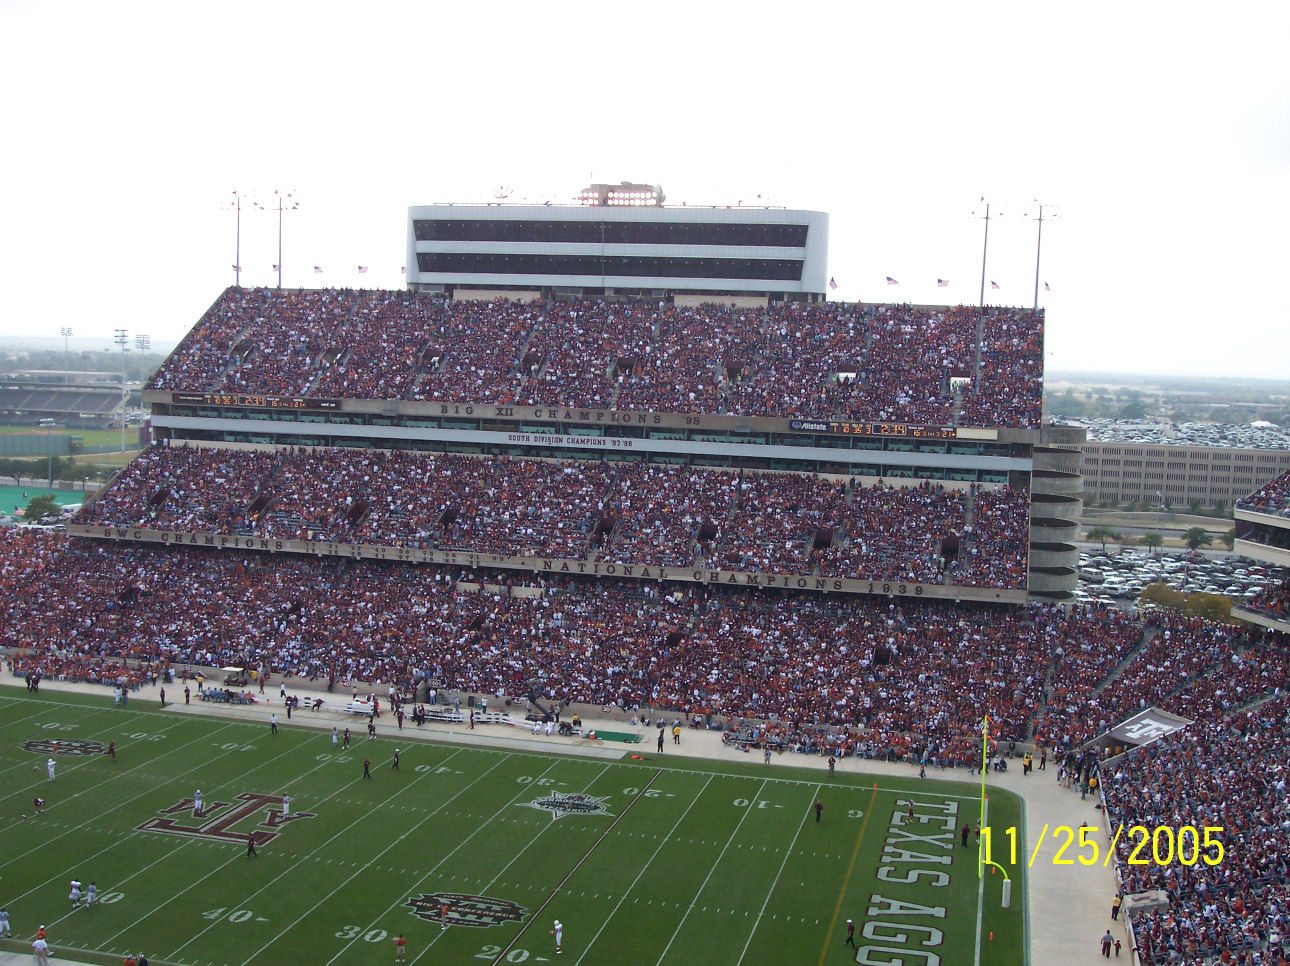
[65,524,1026,604]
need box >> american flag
[313,266,323,274]
[828,277,837,291]
[990,281,1000,290]
[357,266,368,274]
[937,279,949,288]
[400,267,406,275]
[232,265,241,272]
[885,276,899,286]
[272,264,279,272]
[1044,282,1051,292]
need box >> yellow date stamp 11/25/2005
[983,824,1225,869]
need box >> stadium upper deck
[70,442,1032,600]
[144,288,1044,430]
[1233,470,1290,632]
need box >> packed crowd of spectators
[80,445,280,533]
[720,302,865,418]
[406,298,539,404]
[1242,582,1290,622]
[816,481,966,583]
[146,288,272,391]
[311,291,445,398]
[0,532,1050,736]
[516,300,657,410]
[953,307,1044,427]
[705,471,846,573]
[1035,613,1282,750]
[146,289,1044,427]
[613,304,757,414]
[222,289,357,396]
[1238,469,1290,517]
[595,462,739,568]
[8,651,162,691]
[952,485,1032,588]
[77,445,1032,585]
[1104,695,1290,965]
[4,527,1288,743]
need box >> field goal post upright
[979,713,1011,892]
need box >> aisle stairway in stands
[1085,625,1157,699]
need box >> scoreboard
[170,393,341,411]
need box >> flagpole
[258,191,297,290]
[1032,205,1044,311]
[232,191,242,288]
[974,201,990,393]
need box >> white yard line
[0,706,188,812]
[0,700,102,773]
[573,773,715,966]
[0,720,240,876]
[402,761,613,966]
[735,782,821,966]
[91,733,360,948]
[654,778,769,966]
[171,747,476,963]
[491,769,664,965]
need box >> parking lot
[1074,547,1286,608]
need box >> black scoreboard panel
[170,393,341,411]
[789,420,960,439]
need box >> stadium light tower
[60,327,72,384]
[576,182,665,207]
[39,417,56,491]
[969,198,996,393]
[114,327,129,453]
[1023,202,1058,311]
[225,190,246,287]
[257,190,298,290]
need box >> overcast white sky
[2,1,1287,377]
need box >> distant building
[1071,421,1290,509]
[1056,417,1290,450]
[1079,441,1290,509]
[405,202,829,301]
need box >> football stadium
[3,190,1289,966]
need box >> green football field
[0,485,88,515]
[0,688,1027,966]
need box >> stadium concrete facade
[1077,439,1290,509]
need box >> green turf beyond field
[0,689,1026,965]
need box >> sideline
[0,679,1124,966]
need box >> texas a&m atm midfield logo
[137,793,314,847]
